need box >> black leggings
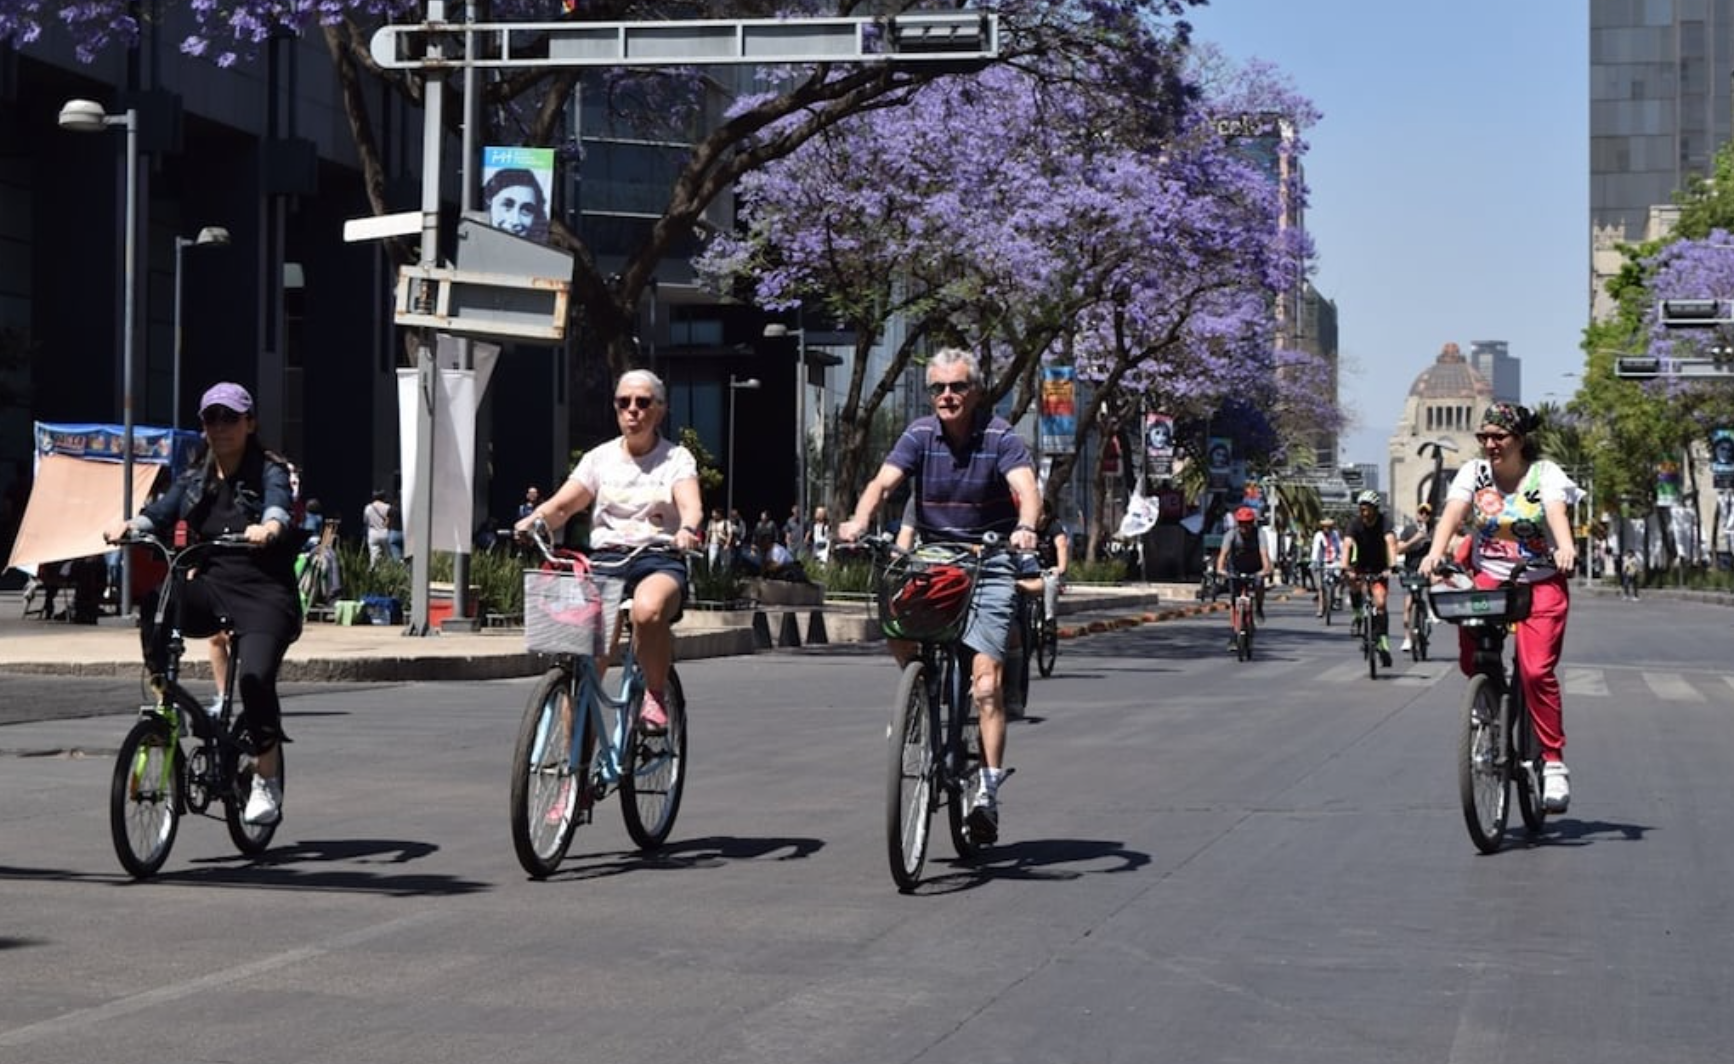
[140,577,300,753]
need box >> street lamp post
[727,375,761,522]
[764,321,807,528]
[1415,438,1459,515]
[173,227,232,430]
[60,98,139,615]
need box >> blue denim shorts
[589,549,688,625]
[961,553,1017,663]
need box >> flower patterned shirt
[1445,458,1576,583]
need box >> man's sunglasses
[926,381,973,398]
[614,395,657,411]
[200,408,244,426]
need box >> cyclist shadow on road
[169,837,491,896]
[1520,817,1651,847]
[538,834,826,882]
[906,837,1151,895]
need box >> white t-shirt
[569,435,697,550]
[1445,458,1577,582]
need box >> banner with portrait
[1038,366,1076,454]
[1144,413,1175,478]
[1712,428,1734,490]
[481,146,555,244]
[1657,459,1682,508]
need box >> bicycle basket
[524,568,610,656]
[1428,582,1532,625]
[874,545,979,642]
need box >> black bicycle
[1399,569,1432,661]
[1430,561,1546,854]
[107,532,284,878]
[1018,577,1059,680]
[852,535,1002,892]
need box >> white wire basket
[523,569,624,656]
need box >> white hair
[927,347,982,386]
[615,368,666,405]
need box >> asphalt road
[2,589,1732,1063]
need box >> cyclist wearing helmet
[839,346,1039,845]
[1345,489,1399,666]
[1216,505,1272,648]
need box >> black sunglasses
[926,380,973,398]
[200,408,244,426]
[614,395,656,411]
[1474,431,1513,444]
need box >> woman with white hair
[514,369,703,739]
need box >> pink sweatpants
[1457,573,1570,761]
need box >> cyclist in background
[1344,490,1399,667]
[1032,498,1070,624]
[1216,506,1271,650]
[1395,502,1436,652]
[838,346,1039,844]
[1309,517,1343,618]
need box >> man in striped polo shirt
[839,347,1040,843]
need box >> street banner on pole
[1712,428,1734,490]
[1039,367,1076,454]
[481,146,555,244]
[1144,413,1175,478]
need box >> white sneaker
[1400,637,1413,652]
[1542,761,1571,813]
[243,774,282,825]
[207,696,226,719]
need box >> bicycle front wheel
[887,660,938,892]
[510,667,587,878]
[622,666,687,849]
[1366,621,1378,679]
[1459,674,1510,853]
[1036,618,1058,678]
[1513,691,1545,834]
[945,689,987,860]
[110,717,183,879]
[224,724,284,856]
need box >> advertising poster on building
[1039,366,1076,454]
[481,146,555,244]
[1713,428,1734,490]
[1144,412,1175,478]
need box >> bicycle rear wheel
[1513,691,1545,833]
[1036,617,1058,678]
[224,723,284,856]
[510,667,587,878]
[622,666,687,849]
[1459,674,1510,853]
[945,689,987,859]
[887,661,938,892]
[110,717,182,878]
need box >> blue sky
[1185,2,1589,473]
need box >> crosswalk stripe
[1643,671,1706,702]
[1560,666,1608,698]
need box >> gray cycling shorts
[961,553,1018,664]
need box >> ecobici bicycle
[1430,559,1546,854]
[1400,568,1432,662]
[1318,564,1343,626]
[508,521,687,878]
[107,531,284,878]
[853,533,1002,892]
[1215,569,1258,661]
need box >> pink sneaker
[638,689,669,734]
[545,776,574,825]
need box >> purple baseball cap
[198,382,254,417]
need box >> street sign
[343,210,421,242]
[1616,356,1662,378]
[1616,356,1734,379]
[1659,299,1733,328]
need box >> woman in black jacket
[107,382,300,826]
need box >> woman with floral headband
[1420,402,1580,812]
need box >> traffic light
[1616,356,1662,378]
[1658,299,1733,328]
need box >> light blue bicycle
[508,523,687,878]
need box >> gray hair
[615,368,667,405]
[927,347,982,387]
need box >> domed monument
[1387,343,1492,523]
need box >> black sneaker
[966,798,999,845]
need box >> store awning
[6,453,160,572]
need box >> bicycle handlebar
[520,518,692,571]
